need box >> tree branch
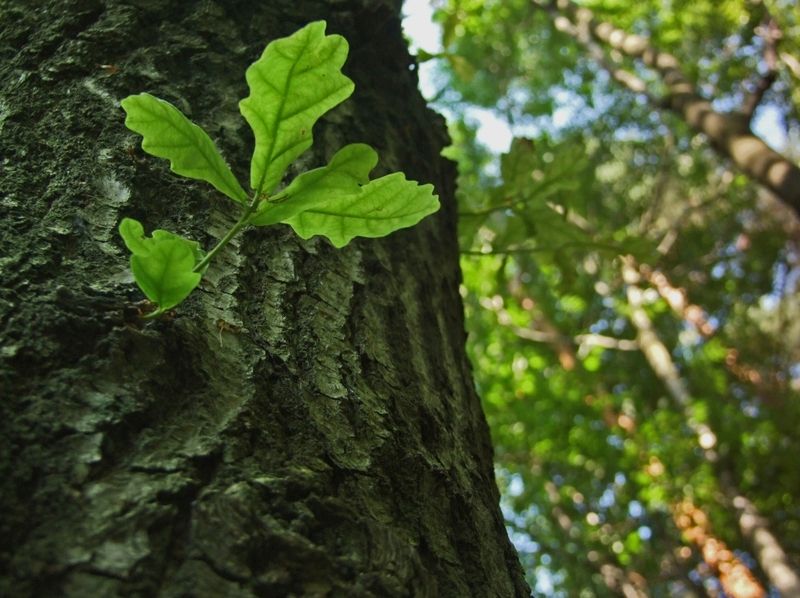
[740,17,780,121]
[720,473,800,598]
[535,0,800,218]
[509,324,639,351]
[550,12,660,106]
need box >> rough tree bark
[0,1,529,596]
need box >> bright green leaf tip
[248,143,378,227]
[249,142,440,247]
[239,20,355,194]
[119,217,150,256]
[284,172,440,248]
[121,93,248,204]
[119,218,203,312]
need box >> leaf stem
[142,306,169,320]
[193,194,262,273]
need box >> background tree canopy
[413,0,800,594]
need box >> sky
[402,0,517,153]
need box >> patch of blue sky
[403,0,517,153]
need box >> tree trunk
[0,1,529,596]
[724,485,800,598]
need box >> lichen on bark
[0,1,529,596]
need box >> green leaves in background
[460,135,647,260]
[119,218,203,315]
[239,20,355,195]
[119,21,439,316]
[121,93,248,204]
[436,0,800,591]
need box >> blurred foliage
[427,0,800,594]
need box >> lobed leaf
[248,143,377,226]
[239,21,355,195]
[121,93,248,204]
[119,217,150,255]
[119,217,203,311]
[283,172,440,248]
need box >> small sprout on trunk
[119,21,439,317]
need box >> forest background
[404,0,800,595]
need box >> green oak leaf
[116,22,441,317]
[248,143,377,226]
[239,20,355,195]
[282,172,440,248]
[119,217,150,256]
[119,217,203,312]
[121,93,248,204]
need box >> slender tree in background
[536,0,800,217]
[432,0,800,594]
[0,1,529,595]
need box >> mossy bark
[0,1,529,596]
